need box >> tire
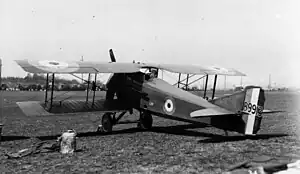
[101,113,113,133]
[138,111,153,130]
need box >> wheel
[138,111,153,130]
[101,113,113,133]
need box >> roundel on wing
[49,61,59,66]
[163,97,176,115]
[211,66,228,73]
[28,60,79,73]
[39,60,69,69]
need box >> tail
[211,86,267,135]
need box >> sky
[0,0,299,88]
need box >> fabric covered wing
[15,59,141,74]
[140,63,246,76]
[15,59,246,76]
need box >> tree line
[1,73,106,91]
[2,73,80,85]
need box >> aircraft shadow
[150,123,219,138]
[0,129,143,142]
[0,123,289,143]
[1,135,31,142]
[150,125,289,142]
[1,123,210,141]
[198,133,289,143]
[36,128,146,141]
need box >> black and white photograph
[0,0,299,173]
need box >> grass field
[0,90,299,173]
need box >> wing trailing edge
[15,55,246,76]
[140,63,246,76]
[16,101,53,117]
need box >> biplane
[15,49,276,136]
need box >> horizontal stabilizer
[262,109,284,114]
[16,101,53,116]
[190,108,234,117]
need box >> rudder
[242,86,265,135]
[210,86,266,135]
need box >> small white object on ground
[57,129,77,154]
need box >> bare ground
[0,91,299,173]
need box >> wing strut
[45,73,49,104]
[203,74,209,99]
[50,73,55,111]
[173,74,196,87]
[70,74,89,84]
[86,73,91,102]
[185,74,190,90]
[92,73,97,108]
[177,73,181,88]
[187,75,206,87]
[212,75,218,100]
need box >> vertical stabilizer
[211,86,265,135]
[243,87,265,135]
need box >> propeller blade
[109,49,116,62]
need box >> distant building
[234,86,244,92]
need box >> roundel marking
[212,66,220,70]
[49,61,59,66]
[38,60,69,69]
[163,97,176,115]
[28,59,80,73]
[211,66,228,73]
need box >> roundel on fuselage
[163,97,176,115]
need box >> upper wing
[139,63,246,76]
[15,59,140,74]
[15,59,246,76]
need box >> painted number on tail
[244,88,262,135]
[243,101,257,115]
[243,101,264,116]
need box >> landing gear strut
[137,110,153,130]
[98,111,127,133]
[98,110,153,133]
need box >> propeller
[109,49,116,62]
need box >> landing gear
[98,110,153,133]
[98,111,127,133]
[100,113,113,133]
[138,111,153,130]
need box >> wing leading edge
[15,59,141,74]
[15,59,246,76]
[140,63,246,76]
